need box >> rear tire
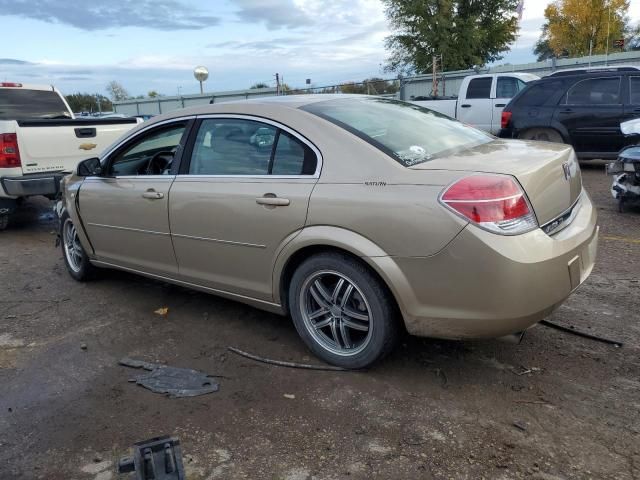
[60,211,96,281]
[0,214,8,231]
[519,128,564,143]
[288,252,398,369]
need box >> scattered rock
[80,343,88,351]
[80,459,112,475]
[284,394,295,399]
[154,307,169,316]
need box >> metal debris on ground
[119,357,219,398]
[540,320,624,347]
[512,366,542,376]
[118,435,185,480]
[228,346,349,371]
[512,421,527,432]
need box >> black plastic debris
[119,357,219,398]
[118,435,185,479]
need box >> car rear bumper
[379,191,598,339]
[498,127,515,139]
[0,172,66,198]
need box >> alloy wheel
[63,218,83,273]
[299,270,373,356]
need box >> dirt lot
[0,165,639,480]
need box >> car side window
[189,119,276,175]
[466,78,492,99]
[271,131,317,175]
[564,77,621,105]
[496,77,525,98]
[630,77,640,104]
[109,124,186,176]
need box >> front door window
[109,124,186,176]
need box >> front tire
[288,252,398,369]
[60,212,95,281]
[0,214,8,231]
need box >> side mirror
[621,118,640,136]
[77,157,102,177]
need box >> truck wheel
[288,252,398,369]
[0,214,8,231]
[519,128,564,143]
[60,211,96,281]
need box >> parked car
[499,70,640,159]
[57,95,598,368]
[606,117,640,212]
[411,73,539,134]
[0,83,142,229]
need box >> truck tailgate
[16,118,139,174]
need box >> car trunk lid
[410,139,582,226]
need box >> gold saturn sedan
[58,95,598,368]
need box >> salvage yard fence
[113,50,640,117]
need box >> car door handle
[256,196,290,206]
[494,103,506,107]
[460,104,472,108]
[559,108,573,114]
[142,190,164,200]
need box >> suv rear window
[302,97,492,167]
[515,80,565,106]
[0,88,71,120]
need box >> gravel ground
[0,165,638,480]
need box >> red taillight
[440,175,537,235]
[0,82,22,87]
[501,111,512,129]
[0,133,22,168]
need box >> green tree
[538,0,629,58]
[250,82,270,89]
[383,0,520,73]
[65,93,112,113]
[106,80,129,101]
[339,82,366,94]
[147,90,159,98]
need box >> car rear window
[0,88,71,120]
[301,97,492,167]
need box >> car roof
[546,66,640,77]
[141,94,370,127]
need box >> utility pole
[275,73,280,96]
[605,1,611,66]
[431,55,442,97]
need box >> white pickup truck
[0,83,141,229]
[411,73,539,134]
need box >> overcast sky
[1,0,639,98]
